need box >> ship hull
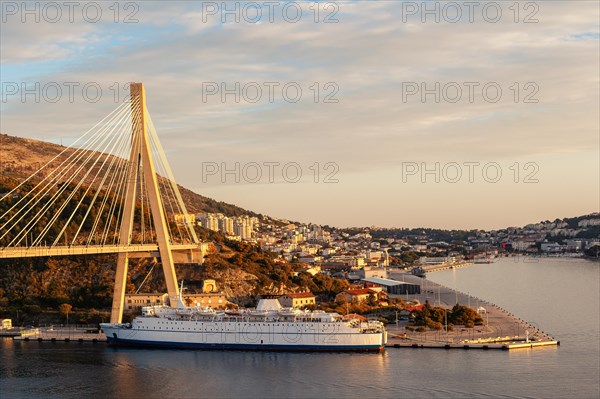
[104,337,383,352]
[101,320,386,352]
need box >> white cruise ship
[101,296,387,352]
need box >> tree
[450,303,483,325]
[59,303,72,325]
[584,245,600,258]
[367,293,378,306]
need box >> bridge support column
[111,253,130,323]
[110,82,179,323]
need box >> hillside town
[188,212,600,274]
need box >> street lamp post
[445,309,448,343]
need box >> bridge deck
[0,243,201,259]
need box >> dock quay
[11,326,106,343]
[386,271,559,350]
[419,261,474,274]
[0,328,27,337]
[385,339,559,350]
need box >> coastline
[386,270,558,349]
[7,263,559,350]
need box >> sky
[1,1,598,230]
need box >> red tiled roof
[283,292,315,299]
[405,304,424,312]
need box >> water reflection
[1,258,598,398]
[102,348,391,398]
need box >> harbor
[2,257,595,399]
[6,270,559,351]
[385,269,559,350]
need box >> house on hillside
[124,293,168,310]
[335,288,388,303]
[183,293,228,308]
[278,292,316,308]
[124,292,228,310]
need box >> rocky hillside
[0,226,348,314]
[0,133,344,315]
[0,133,254,217]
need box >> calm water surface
[1,258,599,399]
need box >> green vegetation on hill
[342,227,477,243]
[0,225,349,321]
[584,245,600,258]
[200,233,350,299]
[411,301,484,330]
[177,184,257,217]
[0,255,117,309]
[0,132,349,322]
[0,133,313,319]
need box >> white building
[541,242,562,252]
[197,213,219,231]
[218,217,234,235]
[578,218,600,227]
[512,240,536,251]
[234,217,253,239]
[419,256,455,265]
[322,247,336,256]
[174,213,196,225]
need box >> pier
[418,261,474,274]
[11,326,106,343]
[386,270,559,350]
[385,340,559,350]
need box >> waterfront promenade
[386,270,558,348]
[12,326,106,343]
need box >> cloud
[1,1,598,228]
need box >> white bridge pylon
[0,83,205,323]
[112,83,194,323]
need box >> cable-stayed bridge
[0,83,208,323]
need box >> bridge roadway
[0,243,206,261]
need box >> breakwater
[386,271,558,349]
